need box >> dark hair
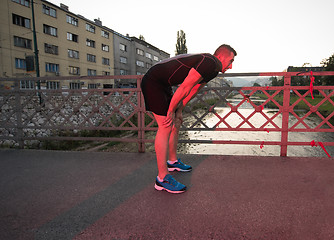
[214,44,237,57]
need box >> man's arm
[174,82,206,126]
[163,68,203,126]
[178,82,206,110]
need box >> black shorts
[141,68,173,116]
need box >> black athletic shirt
[140,53,222,115]
[150,53,222,86]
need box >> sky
[49,0,334,73]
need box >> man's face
[221,53,235,73]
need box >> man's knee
[157,123,173,134]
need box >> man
[141,44,237,193]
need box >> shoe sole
[154,184,186,194]
[168,167,192,172]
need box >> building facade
[0,0,170,89]
[112,34,170,88]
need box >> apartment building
[0,0,170,90]
[113,34,170,88]
[114,36,170,88]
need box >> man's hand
[175,108,183,124]
[163,111,175,127]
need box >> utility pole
[31,0,40,78]
[31,0,42,103]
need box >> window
[136,60,144,67]
[103,84,113,95]
[88,84,98,89]
[146,63,152,69]
[86,39,95,48]
[102,57,110,65]
[68,49,79,59]
[102,71,110,75]
[45,43,58,55]
[153,55,159,61]
[67,32,78,42]
[25,56,34,71]
[45,63,59,73]
[69,66,80,75]
[70,82,81,89]
[86,23,95,33]
[20,80,34,89]
[15,58,26,69]
[47,81,59,89]
[101,30,109,38]
[43,24,57,37]
[136,48,144,56]
[145,52,152,59]
[119,43,127,51]
[14,36,32,49]
[120,57,127,64]
[87,69,97,76]
[120,69,128,75]
[87,54,96,62]
[12,0,30,7]
[66,15,78,26]
[42,4,56,18]
[12,14,30,28]
[137,72,143,75]
[102,44,109,52]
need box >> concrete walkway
[0,149,333,240]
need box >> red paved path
[0,149,333,239]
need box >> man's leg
[152,113,172,180]
[168,117,181,161]
[167,116,192,172]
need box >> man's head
[214,44,237,72]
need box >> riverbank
[255,93,334,124]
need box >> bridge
[1,71,333,156]
[0,72,333,239]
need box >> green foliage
[256,93,334,123]
[287,66,322,86]
[321,53,334,85]
[139,35,145,41]
[189,97,220,111]
[270,76,283,86]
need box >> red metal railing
[140,71,334,156]
[0,72,333,156]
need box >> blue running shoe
[154,174,187,194]
[167,159,192,172]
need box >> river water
[179,97,334,157]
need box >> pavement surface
[0,149,334,240]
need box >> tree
[321,53,334,86]
[302,63,312,67]
[270,76,283,86]
[139,35,145,41]
[175,30,187,55]
[289,66,310,86]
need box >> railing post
[280,75,291,156]
[137,76,145,153]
